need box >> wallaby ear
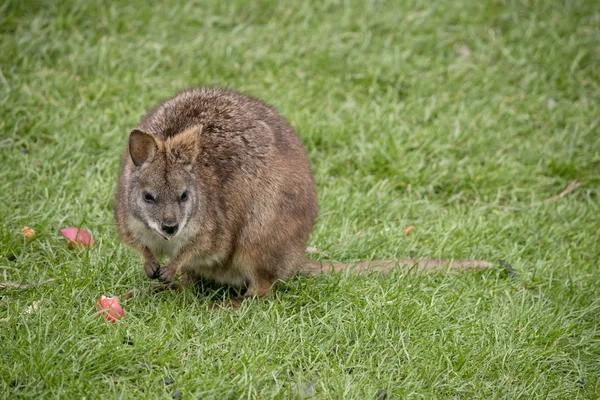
[129,129,157,167]
[165,125,201,166]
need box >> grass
[1,0,599,398]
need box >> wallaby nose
[161,223,179,235]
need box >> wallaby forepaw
[144,260,161,279]
[158,267,176,284]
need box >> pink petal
[96,295,125,322]
[60,227,95,247]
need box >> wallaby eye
[143,191,155,203]
[180,190,189,202]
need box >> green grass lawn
[1,0,599,398]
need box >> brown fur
[114,87,490,303]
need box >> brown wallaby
[114,88,490,304]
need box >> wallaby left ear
[129,129,158,167]
[165,125,202,166]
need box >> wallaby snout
[161,222,179,236]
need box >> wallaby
[114,88,490,304]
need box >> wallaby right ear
[129,129,157,167]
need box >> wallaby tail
[299,257,492,275]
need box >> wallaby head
[127,126,202,241]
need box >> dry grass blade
[0,278,56,290]
[526,181,582,208]
[471,181,581,210]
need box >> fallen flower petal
[21,226,35,237]
[96,295,125,322]
[60,227,95,247]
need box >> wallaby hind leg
[244,276,275,298]
[214,245,289,310]
[215,278,274,310]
